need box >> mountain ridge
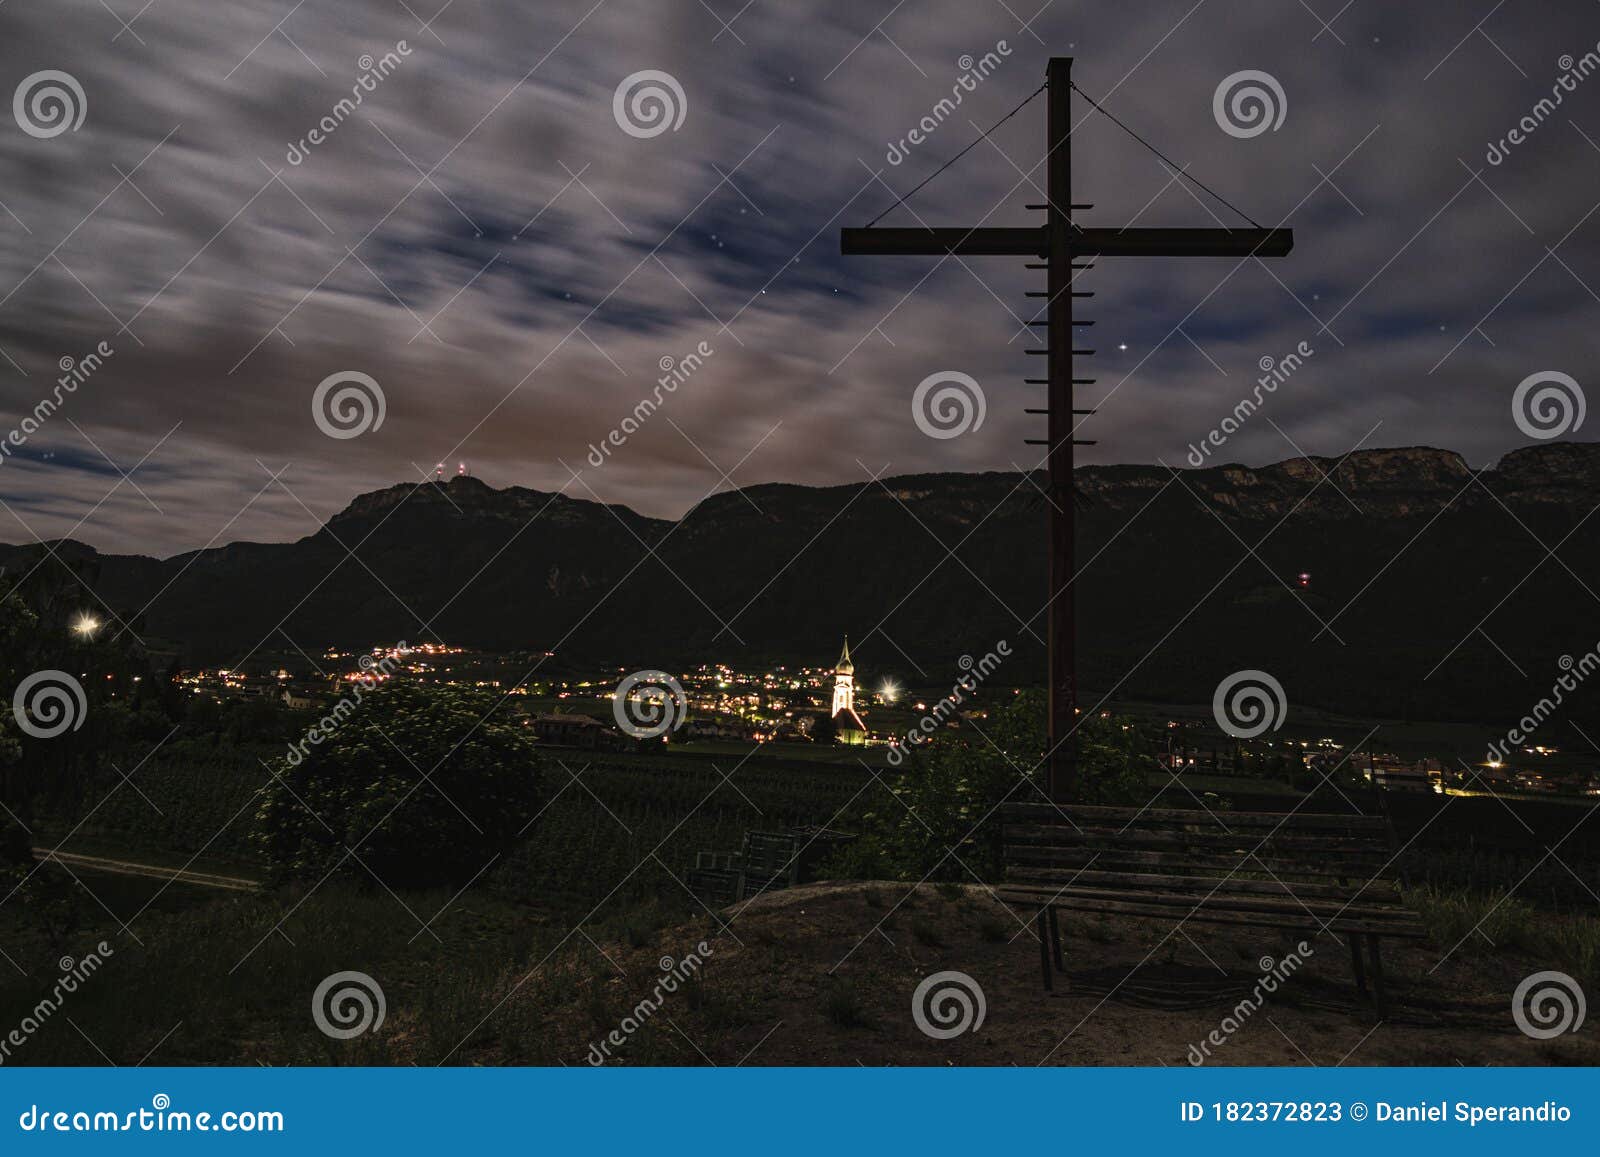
[14,443,1596,563]
[5,442,1598,729]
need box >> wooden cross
[841,57,1293,802]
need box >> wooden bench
[996,803,1427,1017]
[686,851,743,908]
[739,831,805,897]
[686,827,858,907]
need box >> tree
[256,682,543,888]
[0,580,40,798]
[2,568,152,846]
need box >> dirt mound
[514,881,1596,1067]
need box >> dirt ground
[532,881,1598,1067]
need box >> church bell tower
[831,637,855,716]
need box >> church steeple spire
[827,635,867,745]
[832,636,855,717]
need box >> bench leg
[1047,906,1064,972]
[1348,934,1368,995]
[1037,908,1053,992]
[1365,935,1387,1020]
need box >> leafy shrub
[834,690,1156,883]
[256,682,542,888]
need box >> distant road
[31,847,261,893]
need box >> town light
[71,612,101,639]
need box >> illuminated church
[830,637,868,745]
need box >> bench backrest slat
[1001,803,1402,891]
[1001,801,1386,833]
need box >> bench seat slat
[996,882,1421,924]
[997,890,1427,938]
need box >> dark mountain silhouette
[5,442,1599,729]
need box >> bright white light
[71,612,101,639]
[879,680,900,704]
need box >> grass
[0,862,636,1066]
[1410,886,1543,954]
[1410,885,1600,989]
[821,979,874,1029]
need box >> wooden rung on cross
[840,56,1293,801]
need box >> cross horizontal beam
[839,225,1292,258]
[839,227,1045,256]
[1075,227,1292,257]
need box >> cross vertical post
[838,56,1291,807]
[1044,56,1077,802]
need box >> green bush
[835,690,1155,883]
[256,682,543,888]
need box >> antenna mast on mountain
[841,56,1292,801]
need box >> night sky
[1,0,1597,556]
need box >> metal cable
[864,80,1050,228]
[1068,79,1265,229]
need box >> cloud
[0,0,1596,556]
